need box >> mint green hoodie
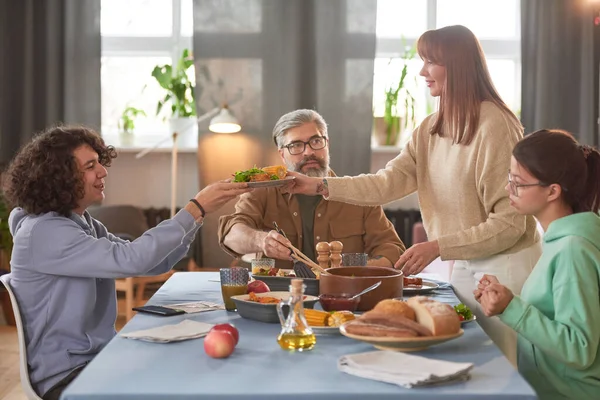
[499,212,600,399]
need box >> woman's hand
[479,283,514,316]
[281,171,327,196]
[394,240,440,276]
[259,230,293,260]
[474,274,499,303]
[194,180,253,214]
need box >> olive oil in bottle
[276,279,316,351]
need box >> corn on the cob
[327,311,356,327]
[261,165,287,179]
[304,309,330,327]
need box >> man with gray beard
[218,109,405,268]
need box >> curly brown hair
[1,125,117,216]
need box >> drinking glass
[220,267,249,311]
[251,258,276,275]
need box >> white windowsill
[371,144,404,154]
[101,133,199,154]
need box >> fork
[272,222,319,279]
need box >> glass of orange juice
[220,267,249,311]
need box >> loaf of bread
[344,320,419,338]
[406,296,460,336]
[359,311,432,336]
[372,299,416,321]
[343,310,432,337]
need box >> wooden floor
[0,326,23,400]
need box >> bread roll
[373,299,416,321]
[407,296,460,336]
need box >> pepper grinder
[316,242,331,270]
[329,241,343,268]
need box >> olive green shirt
[295,194,322,261]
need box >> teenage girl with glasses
[476,129,600,399]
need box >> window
[374,0,521,124]
[101,0,194,135]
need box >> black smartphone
[132,305,185,316]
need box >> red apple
[247,280,270,294]
[211,323,239,346]
[204,329,236,358]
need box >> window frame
[100,0,194,137]
[101,0,192,60]
[374,0,521,115]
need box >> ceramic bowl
[318,293,360,312]
[319,266,403,311]
[230,291,319,323]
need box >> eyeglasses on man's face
[282,135,328,155]
[507,171,547,197]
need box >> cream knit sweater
[327,102,539,260]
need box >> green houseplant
[0,189,11,271]
[377,46,417,146]
[118,106,146,135]
[152,49,196,114]
[151,48,198,136]
[0,170,16,325]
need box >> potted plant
[119,106,146,135]
[151,48,197,136]
[118,105,146,144]
[0,181,11,270]
[374,46,417,147]
[0,180,15,325]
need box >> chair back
[0,274,43,400]
[88,205,149,239]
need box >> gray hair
[272,109,328,147]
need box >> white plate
[310,326,342,336]
[246,176,295,188]
[403,279,439,294]
[460,315,477,325]
[340,324,464,352]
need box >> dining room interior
[1,0,599,399]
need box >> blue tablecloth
[61,272,537,400]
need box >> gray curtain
[0,0,101,164]
[521,0,597,145]
[192,0,377,175]
[192,0,378,268]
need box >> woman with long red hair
[286,25,541,364]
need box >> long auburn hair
[417,25,521,145]
[513,129,600,214]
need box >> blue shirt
[6,207,200,396]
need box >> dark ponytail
[513,129,600,214]
[582,146,600,213]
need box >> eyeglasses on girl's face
[507,171,547,197]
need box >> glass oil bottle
[276,278,316,351]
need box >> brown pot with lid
[318,266,404,311]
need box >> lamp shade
[209,106,241,133]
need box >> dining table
[61,271,537,400]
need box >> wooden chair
[88,205,177,321]
[114,273,174,321]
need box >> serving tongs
[272,222,326,279]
